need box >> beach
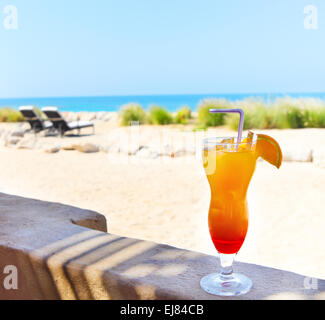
[1,114,325,280]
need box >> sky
[0,0,324,98]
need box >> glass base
[200,272,253,297]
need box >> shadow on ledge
[0,192,324,300]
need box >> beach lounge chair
[19,106,53,133]
[41,106,95,136]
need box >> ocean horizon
[0,92,325,113]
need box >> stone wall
[0,193,324,300]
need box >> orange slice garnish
[238,131,255,150]
[255,134,282,169]
[241,131,256,143]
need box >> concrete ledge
[0,193,324,300]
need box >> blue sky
[0,0,324,98]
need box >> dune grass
[226,98,270,130]
[148,106,173,125]
[119,104,174,126]
[0,108,24,122]
[119,103,147,126]
[270,98,325,129]
[226,97,325,130]
[174,106,192,124]
[197,99,229,128]
[305,107,325,128]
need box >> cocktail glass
[200,136,257,296]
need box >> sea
[0,92,324,113]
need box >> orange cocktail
[203,138,257,254]
[200,131,282,297]
[203,141,257,254]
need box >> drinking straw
[209,108,245,143]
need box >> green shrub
[226,97,325,130]
[303,107,318,127]
[303,106,325,128]
[148,106,173,125]
[119,103,147,126]
[0,108,24,122]
[174,106,192,124]
[118,97,325,129]
[316,109,325,127]
[270,106,305,129]
[226,99,270,130]
[269,98,308,129]
[197,99,229,127]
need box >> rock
[117,145,128,155]
[106,135,139,155]
[61,143,77,151]
[171,145,196,157]
[74,143,100,153]
[185,146,196,155]
[96,112,112,121]
[125,145,144,156]
[17,138,37,150]
[62,112,78,122]
[160,144,173,157]
[283,148,313,162]
[102,113,112,121]
[313,149,325,168]
[173,149,188,157]
[96,112,107,121]
[158,144,196,158]
[44,146,60,154]
[135,147,159,159]
[107,144,121,154]
[5,137,20,146]
[11,129,25,138]
[88,114,97,121]
[74,112,96,122]
[78,112,96,121]
[100,145,110,153]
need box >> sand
[0,120,325,279]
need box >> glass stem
[219,253,236,280]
